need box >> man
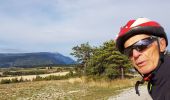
[116,17,170,100]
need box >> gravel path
[108,85,152,100]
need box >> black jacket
[149,54,170,100]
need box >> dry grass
[68,76,138,88]
[0,77,140,100]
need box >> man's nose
[132,49,141,58]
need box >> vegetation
[0,40,139,99]
[0,70,76,84]
[0,77,24,84]
[0,52,75,67]
[0,77,139,100]
[71,40,132,79]
[0,66,75,77]
[3,70,47,76]
[32,71,77,81]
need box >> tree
[86,40,132,79]
[71,40,132,79]
[70,42,93,74]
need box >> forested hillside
[0,52,76,67]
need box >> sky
[0,0,170,59]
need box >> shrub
[0,79,11,84]
[11,78,19,83]
[0,77,26,84]
[32,75,43,81]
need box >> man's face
[124,34,160,74]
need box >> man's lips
[136,61,146,67]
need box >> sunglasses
[123,36,157,57]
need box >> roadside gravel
[108,85,152,100]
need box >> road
[108,85,152,100]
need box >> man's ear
[159,38,167,52]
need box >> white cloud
[0,0,170,58]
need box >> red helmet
[116,17,168,53]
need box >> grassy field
[0,77,139,100]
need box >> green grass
[0,77,139,100]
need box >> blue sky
[0,0,170,59]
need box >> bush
[0,79,11,84]
[32,72,79,82]
[19,77,24,82]
[32,76,43,81]
[0,77,26,84]
[68,70,74,76]
[3,70,47,76]
[0,72,79,84]
[11,78,19,83]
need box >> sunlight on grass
[0,77,140,100]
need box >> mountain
[0,52,76,67]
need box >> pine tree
[71,40,132,79]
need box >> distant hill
[0,52,76,67]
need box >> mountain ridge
[0,52,76,67]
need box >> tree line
[71,40,133,80]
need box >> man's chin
[139,69,153,75]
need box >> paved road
[108,85,152,100]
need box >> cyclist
[116,17,170,100]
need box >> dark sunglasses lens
[135,44,148,52]
[124,48,132,57]
[124,37,156,57]
[135,39,154,51]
